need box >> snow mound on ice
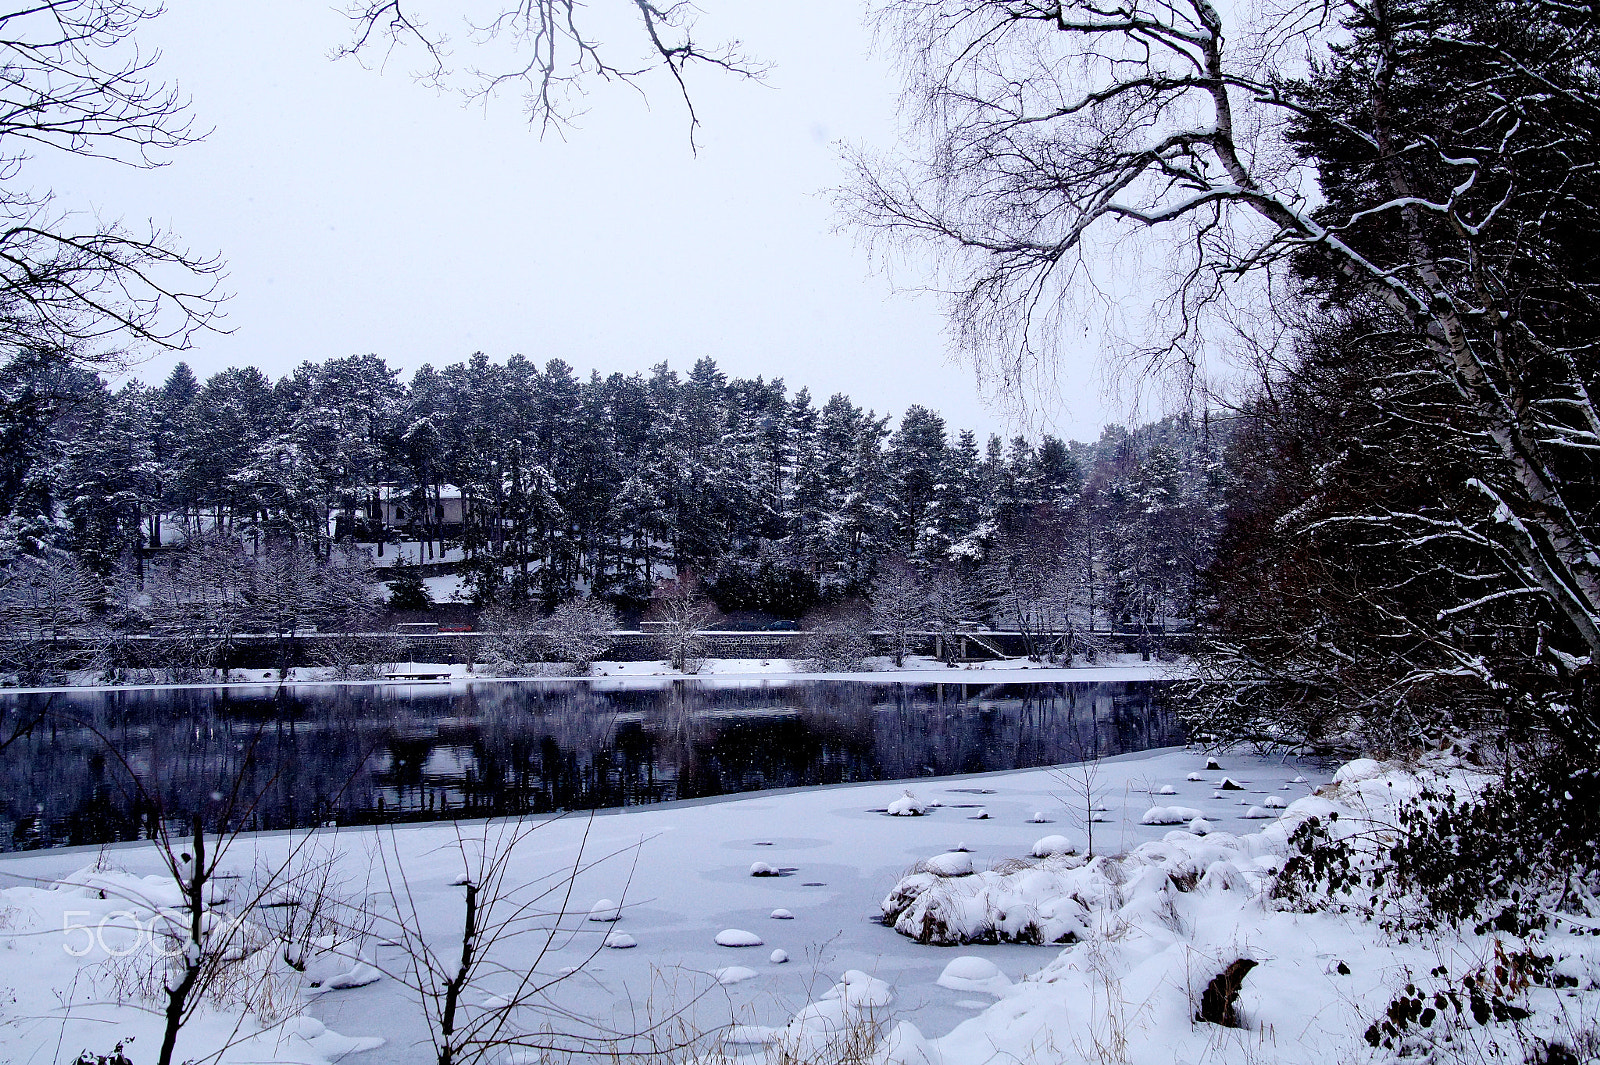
[774,972,899,1062]
[1031,834,1076,858]
[750,861,780,876]
[1141,805,1205,825]
[770,949,789,964]
[1158,784,1177,795]
[726,1025,779,1045]
[715,965,759,984]
[1242,805,1275,819]
[822,969,894,1008]
[587,899,621,921]
[887,792,929,816]
[937,956,1012,995]
[715,928,764,947]
[921,851,975,876]
[770,908,794,919]
[604,932,636,949]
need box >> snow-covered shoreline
[1,654,1188,696]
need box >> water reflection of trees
[0,681,1179,850]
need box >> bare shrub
[538,598,617,674]
[646,573,720,672]
[799,602,874,673]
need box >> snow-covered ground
[6,747,1590,1065]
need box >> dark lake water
[0,678,1180,850]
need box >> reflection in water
[0,679,1179,850]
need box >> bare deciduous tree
[0,2,227,363]
[0,548,103,682]
[337,0,766,146]
[363,817,702,1065]
[646,572,718,672]
[850,0,1600,745]
[869,559,929,667]
[800,600,875,673]
[925,565,978,665]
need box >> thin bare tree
[869,559,929,667]
[0,2,227,364]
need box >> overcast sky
[50,1,1120,442]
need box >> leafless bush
[800,603,875,673]
[646,574,720,672]
[538,598,617,675]
[478,604,545,675]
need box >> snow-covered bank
[8,747,1583,1065]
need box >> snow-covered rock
[715,928,764,947]
[1158,784,1177,795]
[882,855,1092,945]
[587,899,621,921]
[715,965,759,984]
[604,932,636,949]
[770,949,789,964]
[1242,805,1274,819]
[770,908,794,919]
[750,861,780,876]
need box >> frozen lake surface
[0,744,1328,1065]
